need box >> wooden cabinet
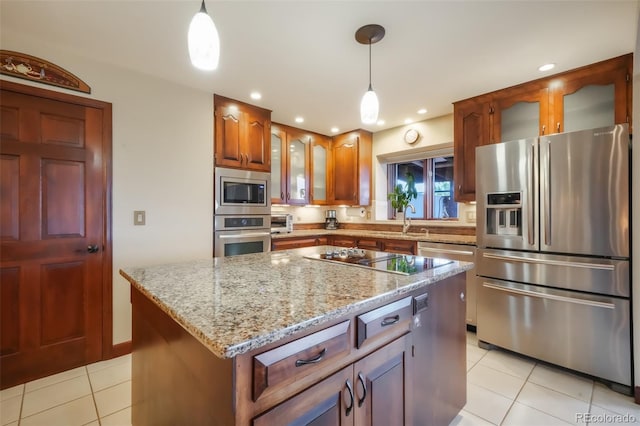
[332,130,372,206]
[453,98,491,202]
[271,123,311,205]
[453,53,632,202]
[381,239,416,255]
[253,366,353,426]
[214,94,271,172]
[271,236,327,251]
[273,235,416,255]
[310,135,332,205]
[353,335,413,426]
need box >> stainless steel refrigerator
[475,124,631,392]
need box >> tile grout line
[17,384,25,426]
[497,359,537,426]
[85,366,102,426]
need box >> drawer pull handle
[295,348,327,367]
[381,315,400,327]
[345,379,354,416]
[357,372,367,407]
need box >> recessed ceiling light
[538,63,556,72]
[330,127,339,133]
[295,117,304,123]
[404,118,413,124]
[377,120,385,126]
[417,108,427,114]
[250,92,262,100]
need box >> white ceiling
[1,1,638,135]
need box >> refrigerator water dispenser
[485,192,522,236]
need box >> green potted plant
[387,172,418,218]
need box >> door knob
[87,244,99,253]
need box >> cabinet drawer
[253,320,351,400]
[357,297,413,348]
[383,239,416,255]
[357,238,382,250]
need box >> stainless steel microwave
[214,167,270,215]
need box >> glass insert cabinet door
[270,130,285,203]
[312,143,327,203]
[288,136,308,204]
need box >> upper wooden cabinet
[271,123,315,205]
[214,94,271,172]
[453,53,632,202]
[332,130,372,206]
[310,134,332,205]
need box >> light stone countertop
[120,246,473,359]
[272,229,477,245]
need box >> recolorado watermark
[576,412,637,424]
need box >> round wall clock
[404,128,419,144]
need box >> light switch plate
[134,210,146,226]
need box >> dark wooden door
[353,335,412,426]
[1,82,110,389]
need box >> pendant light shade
[188,0,220,71]
[355,24,385,125]
[360,86,379,124]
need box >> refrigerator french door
[475,124,631,391]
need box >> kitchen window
[387,156,458,220]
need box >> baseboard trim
[110,341,132,359]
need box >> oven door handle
[482,252,615,271]
[482,282,615,309]
[218,232,271,239]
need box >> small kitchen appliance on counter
[271,214,293,234]
[325,210,338,230]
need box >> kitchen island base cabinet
[129,272,466,426]
[254,335,412,425]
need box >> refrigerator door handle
[482,282,615,309]
[482,252,615,271]
[528,143,535,245]
[544,140,551,246]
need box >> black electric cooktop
[303,248,453,276]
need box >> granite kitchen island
[120,246,473,426]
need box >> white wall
[372,116,477,227]
[1,30,215,344]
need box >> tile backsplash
[271,202,477,227]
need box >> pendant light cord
[368,39,373,91]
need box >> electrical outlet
[134,210,146,226]
[465,210,476,223]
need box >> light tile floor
[1,332,638,426]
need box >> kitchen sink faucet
[402,204,416,235]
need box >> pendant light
[188,0,220,71]
[355,24,385,124]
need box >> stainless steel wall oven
[214,167,271,257]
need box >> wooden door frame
[0,79,121,360]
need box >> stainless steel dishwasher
[417,241,477,326]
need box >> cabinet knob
[556,122,561,133]
[541,125,546,135]
[345,379,354,416]
[281,192,285,201]
[460,292,465,302]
